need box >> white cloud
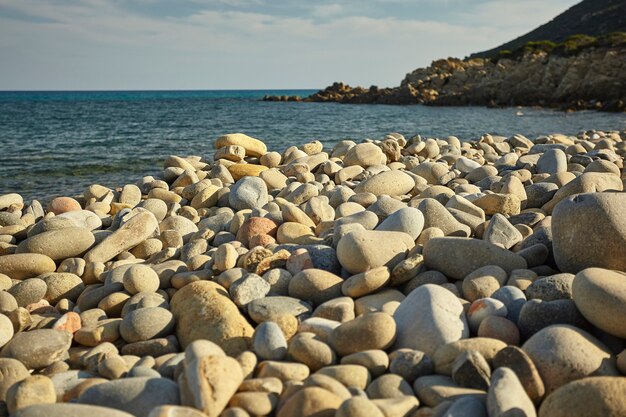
[0,0,580,89]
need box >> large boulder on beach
[572,267,626,338]
[170,281,253,355]
[393,284,468,356]
[552,193,626,273]
[337,230,414,274]
[423,237,527,280]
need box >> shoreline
[0,129,625,415]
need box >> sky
[0,0,580,90]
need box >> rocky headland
[267,35,626,112]
[0,130,626,416]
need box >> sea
[1,89,625,202]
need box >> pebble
[7,375,56,414]
[1,329,72,370]
[388,349,433,382]
[376,207,425,240]
[552,193,626,272]
[538,377,626,417]
[252,321,287,361]
[11,403,135,417]
[423,237,527,280]
[451,350,491,390]
[17,227,95,261]
[288,269,343,306]
[522,324,618,393]
[493,346,545,404]
[572,267,626,338]
[487,367,536,417]
[119,307,175,343]
[229,176,269,211]
[330,312,396,356]
[354,170,415,196]
[78,377,180,417]
[337,229,414,274]
[0,253,56,280]
[393,284,468,356]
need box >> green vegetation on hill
[492,32,626,62]
[472,0,626,59]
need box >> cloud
[0,0,580,89]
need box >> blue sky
[0,0,579,90]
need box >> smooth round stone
[491,286,526,323]
[228,163,268,180]
[354,170,415,196]
[276,222,315,244]
[414,198,470,237]
[8,278,47,307]
[229,274,270,307]
[276,386,342,417]
[247,296,312,323]
[1,329,72,369]
[477,316,520,346]
[170,281,253,355]
[341,350,389,378]
[456,157,482,173]
[522,324,619,393]
[11,403,135,417]
[335,396,384,417]
[467,298,507,333]
[7,375,56,413]
[119,307,175,343]
[538,377,626,417]
[78,377,180,417]
[337,229,414,275]
[288,269,343,306]
[537,149,567,174]
[17,228,95,261]
[487,367,536,417]
[0,254,56,280]
[423,237,527,280]
[517,299,588,339]
[376,207,425,240]
[287,332,335,371]
[572,268,626,338]
[552,193,626,273]
[216,133,267,157]
[393,284,469,356]
[341,266,390,298]
[330,312,396,356]
[42,272,85,305]
[229,177,269,211]
[122,265,160,294]
[0,314,14,348]
[366,373,414,399]
[0,358,29,401]
[48,197,82,215]
[253,321,287,361]
[343,143,386,168]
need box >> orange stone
[53,312,82,334]
[48,196,82,215]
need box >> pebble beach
[0,130,625,417]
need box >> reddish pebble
[286,248,314,275]
[236,217,278,247]
[52,312,82,334]
[48,196,82,215]
[249,234,276,248]
[26,299,51,313]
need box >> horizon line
[0,88,322,93]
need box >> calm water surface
[1,90,625,201]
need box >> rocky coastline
[265,43,626,112]
[0,129,626,416]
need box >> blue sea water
[1,89,625,201]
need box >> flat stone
[354,170,415,196]
[493,346,545,404]
[17,228,95,261]
[413,375,485,407]
[288,269,343,306]
[11,403,134,417]
[0,254,56,280]
[330,312,396,356]
[487,367,536,417]
[215,133,267,157]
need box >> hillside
[471,0,626,59]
